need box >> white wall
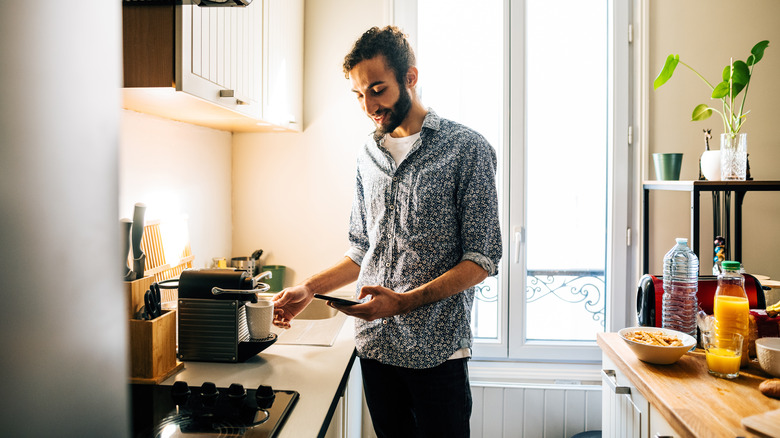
[231,0,389,288]
[647,0,780,279]
[120,110,233,269]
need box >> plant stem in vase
[720,133,747,181]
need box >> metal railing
[472,269,606,339]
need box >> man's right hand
[271,285,314,329]
[270,256,361,328]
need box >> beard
[373,84,413,136]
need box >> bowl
[755,337,780,377]
[618,327,696,365]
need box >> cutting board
[742,408,780,437]
[762,279,780,289]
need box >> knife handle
[131,202,146,257]
[120,218,134,280]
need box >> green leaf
[691,104,713,121]
[718,61,750,97]
[722,61,750,84]
[732,61,750,82]
[732,61,750,95]
[653,54,679,89]
[749,40,770,65]
[712,81,730,99]
[731,81,747,97]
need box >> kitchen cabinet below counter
[598,332,780,438]
[159,317,358,438]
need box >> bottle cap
[722,261,741,271]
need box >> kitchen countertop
[160,316,357,438]
[598,332,780,437]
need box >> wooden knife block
[125,275,155,320]
[129,309,182,384]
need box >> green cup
[652,153,683,180]
[261,265,286,292]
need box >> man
[272,25,501,437]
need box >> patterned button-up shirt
[345,109,502,369]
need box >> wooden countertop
[598,332,780,438]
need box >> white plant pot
[700,150,721,181]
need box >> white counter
[160,317,357,438]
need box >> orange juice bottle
[713,261,750,367]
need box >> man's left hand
[330,285,409,321]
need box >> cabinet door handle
[219,90,250,105]
[602,369,630,395]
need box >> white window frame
[393,0,637,366]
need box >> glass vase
[720,133,747,181]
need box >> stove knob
[228,383,246,400]
[171,381,191,402]
[255,385,275,409]
[171,382,192,397]
[200,382,219,398]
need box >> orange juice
[706,347,741,376]
[713,294,750,366]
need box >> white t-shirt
[382,132,420,166]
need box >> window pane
[525,0,607,341]
[417,0,504,341]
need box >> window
[414,0,505,342]
[397,0,633,362]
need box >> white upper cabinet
[178,3,263,120]
[261,0,303,131]
[122,1,303,133]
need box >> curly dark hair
[343,25,416,86]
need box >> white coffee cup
[245,299,274,339]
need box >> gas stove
[130,381,299,437]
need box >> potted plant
[653,40,770,180]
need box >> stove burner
[130,381,299,437]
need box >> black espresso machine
[176,268,276,362]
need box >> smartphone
[313,294,360,306]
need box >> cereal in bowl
[626,330,683,347]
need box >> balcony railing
[472,269,606,339]
[526,269,606,330]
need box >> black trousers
[360,357,472,438]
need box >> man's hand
[271,285,313,329]
[333,260,489,321]
[332,285,409,321]
[270,257,361,328]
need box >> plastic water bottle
[662,238,699,337]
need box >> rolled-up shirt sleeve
[457,132,502,276]
[462,251,498,277]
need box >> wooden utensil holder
[125,275,155,319]
[129,309,182,384]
